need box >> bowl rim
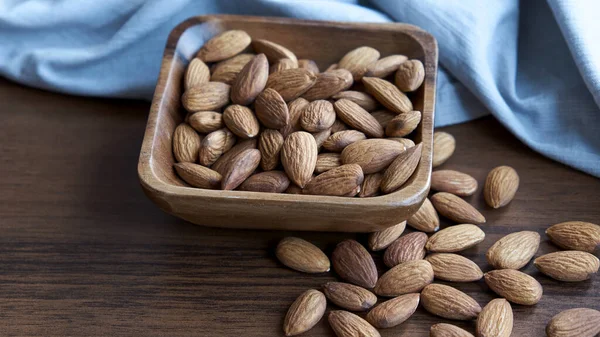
[138,14,437,209]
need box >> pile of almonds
[275,134,600,337]
[172,30,425,196]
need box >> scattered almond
[231,53,269,105]
[476,299,513,337]
[331,240,378,288]
[323,282,377,311]
[430,323,475,337]
[366,293,420,329]
[266,68,317,101]
[328,310,380,337]
[196,30,251,62]
[173,123,201,163]
[407,197,440,232]
[431,170,478,196]
[546,308,600,337]
[303,164,364,197]
[546,221,600,253]
[431,192,486,224]
[275,237,330,273]
[182,81,231,111]
[383,232,428,267]
[421,284,482,320]
[426,224,485,253]
[363,76,413,114]
[368,221,406,251]
[302,69,353,101]
[374,260,434,296]
[484,269,543,305]
[534,250,599,282]
[188,110,224,133]
[432,131,455,167]
[385,110,422,137]
[223,105,260,138]
[332,91,378,111]
[395,59,425,92]
[185,58,210,90]
[425,253,484,282]
[174,162,221,189]
[381,143,422,193]
[238,170,290,193]
[338,46,380,80]
[254,88,290,129]
[334,99,385,137]
[221,148,260,190]
[484,166,519,208]
[486,231,540,270]
[300,100,336,132]
[341,139,405,174]
[283,289,327,336]
[359,173,383,198]
[365,54,408,78]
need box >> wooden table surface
[0,77,598,336]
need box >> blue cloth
[1,0,599,176]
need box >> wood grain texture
[1,73,599,336]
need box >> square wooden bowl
[138,15,437,232]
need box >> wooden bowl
[138,15,437,232]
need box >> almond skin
[371,110,396,128]
[432,131,456,167]
[221,148,261,190]
[184,58,210,90]
[252,39,298,66]
[266,68,317,102]
[363,77,413,114]
[323,130,367,153]
[546,308,600,337]
[330,119,349,133]
[281,131,318,188]
[374,260,434,296]
[212,139,257,175]
[365,54,408,78]
[198,128,236,166]
[390,137,416,148]
[300,100,336,132]
[395,59,425,92]
[211,53,254,84]
[275,237,330,273]
[484,166,520,208]
[383,232,428,267]
[381,143,422,193]
[303,164,364,197]
[546,221,600,253]
[258,129,284,171]
[332,91,378,111]
[182,82,231,111]
[534,250,599,282]
[431,170,478,197]
[223,105,260,138]
[484,269,543,305]
[173,123,201,163]
[421,284,482,320]
[338,46,380,80]
[334,99,385,137]
[196,30,251,62]
[281,97,309,138]
[174,162,221,189]
[341,139,405,174]
[426,224,485,253]
[231,53,269,105]
[315,153,341,174]
[476,299,513,337]
[332,240,378,289]
[302,69,353,101]
[407,198,440,232]
[385,110,422,137]
[270,58,297,74]
[430,323,475,337]
[328,310,380,337]
[323,282,377,311]
[254,88,290,129]
[359,173,383,198]
[366,293,420,329]
[425,253,484,282]
[312,128,332,151]
[431,192,486,224]
[368,221,406,251]
[238,170,290,193]
[188,111,224,133]
[486,231,540,270]
[298,59,319,74]
[283,289,326,336]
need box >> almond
[323,282,377,311]
[421,284,482,320]
[426,224,485,253]
[258,129,284,171]
[315,153,342,174]
[182,82,230,111]
[431,170,478,197]
[211,53,254,84]
[223,105,260,138]
[430,323,475,337]
[300,100,336,132]
[484,269,543,305]
[281,131,318,188]
[252,39,298,66]
[211,139,257,175]
[330,119,349,133]
[425,253,484,282]
[431,192,486,224]
[374,260,434,296]
[184,58,210,90]
[331,240,378,288]
[283,289,326,336]
[432,131,456,167]
[484,166,519,208]
[385,110,422,137]
[546,308,600,337]
[366,293,420,329]
[173,123,201,163]
[198,128,236,166]
[275,237,330,273]
[254,88,290,128]
[370,110,396,128]
[534,250,599,282]
[395,59,425,92]
[389,137,416,148]
[328,311,380,337]
[407,198,440,232]
[238,170,290,193]
[381,143,422,193]
[338,46,380,80]
[303,164,364,197]
[270,58,297,74]
[546,221,600,253]
[196,30,251,62]
[383,232,428,267]
[188,111,224,133]
[281,97,309,138]
[486,231,540,270]
[266,68,317,102]
[332,91,378,111]
[341,139,405,174]
[302,69,353,101]
[359,173,383,198]
[368,221,406,251]
[365,54,408,78]
[312,128,332,150]
[297,59,319,74]
[174,162,221,189]
[363,77,413,114]
[221,148,260,190]
[230,54,269,105]
[476,299,513,337]
[334,99,384,137]
[323,130,367,152]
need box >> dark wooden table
[0,77,598,336]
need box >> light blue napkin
[1,0,598,176]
